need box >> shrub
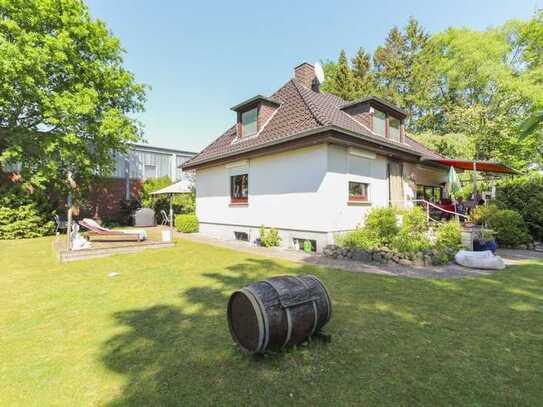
[391,207,431,253]
[364,207,399,246]
[175,214,198,233]
[259,226,281,247]
[487,209,531,248]
[435,221,462,251]
[470,204,498,226]
[339,228,379,250]
[0,204,55,239]
[495,175,543,241]
[391,229,432,253]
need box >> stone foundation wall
[323,244,456,266]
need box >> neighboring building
[111,143,196,200]
[88,144,196,219]
[182,62,452,252]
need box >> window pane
[144,165,156,179]
[241,108,257,136]
[349,181,368,201]
[389,117,401,142]
[231,174,248,200]
[373,110,386,137]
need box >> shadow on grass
[101,258,543,406]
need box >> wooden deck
[54,227,175,262]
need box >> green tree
[333,50,356,101]
[0,0,146,198]
[373,17,429,123]
[351,47,375,98]
[416,16,543,166]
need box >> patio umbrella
[149,180,193,240]
[447,166,461,197]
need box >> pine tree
[351,47,375,98]
[373,18,429,125]
[334,50,356,101]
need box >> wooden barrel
[227,275,332,354]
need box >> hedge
[495,175,543,241]
[175,214,199,233]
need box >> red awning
[424,159,517,174]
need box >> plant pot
[473,239,497,253]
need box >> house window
[348,181,369,202]
[389,117,401,142]
[416,185,443,203]
[373,110,386,137]
[230,174,248,203]
[144,164,157,179]
[241,108,258,137]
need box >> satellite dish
[314,62,325,84]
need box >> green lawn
[1,236,543,406]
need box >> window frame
[230,173,249,204]
[144,164,157,180]
[348,181,370,203]
[388,117,401,142]
[241,107,258,137]
[372,108,403,142]
[372,109,387,137]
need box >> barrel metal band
[283,307,292,349]
[240,288,269,353]
[292,276,319,337]
[308,275,332,322]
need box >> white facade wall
[195,143,447,251]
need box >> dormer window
[373,110,387,137]
[389,117,401,142]
[231,95,281,140]
[340,96,407,143]
[241,108,258,137]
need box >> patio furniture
[53,214,68,234]
[78,218,147,242]
[160,210,170,226]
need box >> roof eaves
[183,124,426,170]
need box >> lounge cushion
[454,250,506,270]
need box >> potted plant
[473,228,497,253]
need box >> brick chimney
[294,62,319,92]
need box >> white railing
[390,199,470,223]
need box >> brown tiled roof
[183,80,441,169]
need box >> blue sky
[87,0,542,153]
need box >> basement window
[293,238,317,253]
[234,231,249,242]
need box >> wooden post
[472,161,478,198]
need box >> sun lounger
[78,218,147,242]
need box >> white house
[183,62,450,252]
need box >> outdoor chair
[78,218,147,242]
[160,210,170,226]
[53,214,68,234]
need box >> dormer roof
[230,95,281,112]
[340,96,408,118]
